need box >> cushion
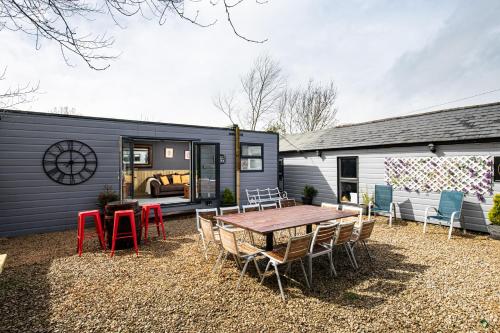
[172,174,182,184]
[160,176,170,185]
[181,174,190,184]
[160,184,184,191]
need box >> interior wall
[135,141,190,170]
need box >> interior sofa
[149,173,189,197]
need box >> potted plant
[360,192,373,215]
[221,188,236,207]
[97,185,119,215]
[487,193,500,240]
[302,185,318,205]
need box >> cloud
[1,0,500,128]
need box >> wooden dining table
[216,205,359,250]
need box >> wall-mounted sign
[220,154,226,164]
[494,156,500,182]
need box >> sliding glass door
[193,143,220,201]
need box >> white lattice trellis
[384,156,493,202]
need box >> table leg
[265,233,273,251]
[306,224,313,234]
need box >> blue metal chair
[368,185,397,227]
[423,191,464,240]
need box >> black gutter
[279,137,500,154]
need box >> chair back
[333,222,356,245]
[374,185,393,211]
[438,191,464,219]
[258,189,272,202]
[310,223,338,251]
[219,227,239,255]
[196,208,218,231]
[357,220,375,241]
[341,205,363,224]
[200,217,217,243]
[279,198,296,208]
[246,189,259,204]
[220,206,240,215]
[283,233,313,262]
[242,204,260,213]
[269,187,281,201]
[261,202,277,210]
[321,202,341,210]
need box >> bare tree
[274,80,338,134]
[0,67,39,109]
[295,80,338,133]
[0,0,268,70]
[212,91,238,125]
[239,54,285,130]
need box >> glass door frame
[337,156,359,205]
[120,135,212,204]
[192,142,221,203]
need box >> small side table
[183,184,190,199]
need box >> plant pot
[302,196,313,205]
[360,204,369,216]
[487,224,500,240]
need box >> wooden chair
[195,208,218,231]
[321,202,340,210]
[260,202,278,210]
[199,216,221,261]
[261,233,313,301]
[216,227,263,288]
[332,221,358,270]
[350,220,375,263]
[307,222,339,286]
[242,204,260,213]
[279,198,296,208]
[341,205,363,225]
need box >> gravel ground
[1,215,499,333]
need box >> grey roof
[280,102,500,152]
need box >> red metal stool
[77,210,106,257]
[141,203,166,241]
[111,210,139,257]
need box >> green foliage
[361,192,373,205]
[222,188,235,205]
[488,194,500,225]
[97,185,119,210]
[303,185,318,199]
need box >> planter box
[487,225,500,240]
[301,196,313,205]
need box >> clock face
[43,140,98,185]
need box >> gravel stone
[0,215,499,332]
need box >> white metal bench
[246,187,288,205]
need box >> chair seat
[238,242,262,256]
[309,244,331,256]
[263,246,287,263]
[372,207,390,213]
[428,215,452,221]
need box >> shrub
[222,188,235,205]
[303,185,318,199]
[488,194,500,225]
[97,185,119,210]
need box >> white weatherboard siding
[282,142,500,233]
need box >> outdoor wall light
[316,150,322,157]
[428,143,436,153]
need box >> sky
[2,0,500,129]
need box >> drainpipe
[234,124,241,205]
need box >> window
[338,157,358,204]
[241,143,263,172]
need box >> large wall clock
[43,140,98,185]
